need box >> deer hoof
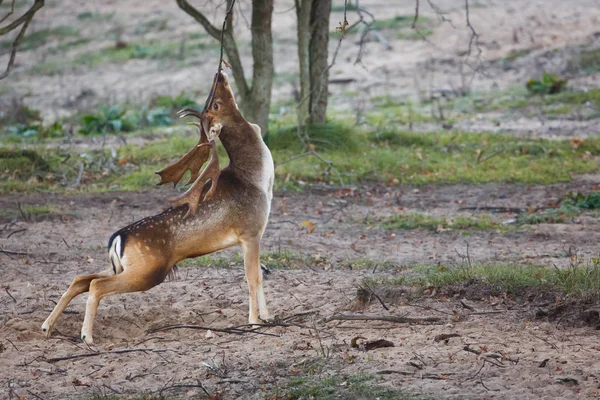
[81,333,93,345]
[259,310,271,322]
[41,320,52,337]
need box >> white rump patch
[109,235,126,275]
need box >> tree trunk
[296,0,313,129]
[246,0,274,135]
[308,0,331,125]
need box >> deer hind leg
[241,238,270,324]
[80,271,160,344]
[42,269,113,337]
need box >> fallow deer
[41,72,274,344]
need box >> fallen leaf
[302,221,315,234]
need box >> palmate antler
[155,108,221,217]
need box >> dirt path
[1,182,599,399]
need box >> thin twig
[360,283,389,311]
[5,288,16,303]
[6,228,27,239]
[0,248,28,256]
[45,348,167,363]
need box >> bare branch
[464,0,481,59]
[175,0,221,39]
[0,0,16,24]
[175,0,250,99]
[0,0,44,80]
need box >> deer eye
[213,103,219,110]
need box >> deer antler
[155,109,211,187]
[158,108,222,218]
[168,138,220,218]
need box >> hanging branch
[0,0,45,80]
[203,0,236,112]
[177,0,250,104]
[218,0,236,72]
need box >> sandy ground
[1,181,599,399]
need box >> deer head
[199,71,240,140]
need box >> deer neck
[218,116,273,195]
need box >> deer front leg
[42,269,113,337]
[81,272,158,344]
[240,238,270,324]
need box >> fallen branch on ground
[323,313,442,324]
[146,324,280,337]
[434,333,461,343]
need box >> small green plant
[565,191,600,210]
[79,106,137,135]
[517,191,600,224]
[144,107,173,127]
[526,72,567,95]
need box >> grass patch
[2,128,600,194]
[277,373,426,400]
[76,11,114,20]
[410,260,600,300]
[577,47,600,73]
[504,48,531,61]
[383,213,502,231]
[31,38,220,75]
[0,203,59,222]
[273,131,600,187]
[331,2,358,12]
[180,250,319,270]
[0,26,79,52]
[331,15,433,40]
[266,122,365,152]
[442,85,600,120]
